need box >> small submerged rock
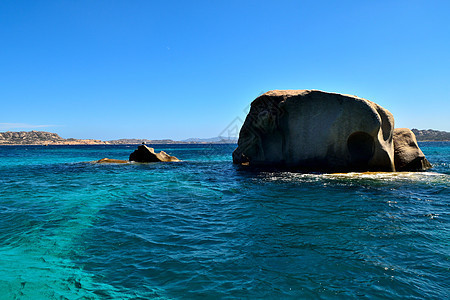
[96,158,129,164]
[129,145,180,162]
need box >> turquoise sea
[0,143,448,299]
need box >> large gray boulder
[393,128,432,171]
[129,145,180,162]
[233,90,396,172]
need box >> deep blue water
[0,143,448,299]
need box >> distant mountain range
[0,131,238,145]
[0,129,447,145]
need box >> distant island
[0,131,238,145]
[411,129,450,142]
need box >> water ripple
[0,144,448,298]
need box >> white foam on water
[261,170,449,185]
[323,171,448,183]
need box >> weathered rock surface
[233,90,397,172]
[393,128,432,171]
[129,145,180,162]
[96,158,129,164]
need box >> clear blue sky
[1,0,449,140]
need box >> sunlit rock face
[129,145,180,162]
[232,90,396,172]
[393,128,432,171]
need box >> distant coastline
[411,129,450,142]
[0,131,238,145]
[0,129,448,146]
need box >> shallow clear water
[0,143,448,299]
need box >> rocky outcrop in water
[96,146,180,164]
[233,90,430,172]
[393,128,432,171]
[129,145,180,162]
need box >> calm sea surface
[0,143,448,299]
